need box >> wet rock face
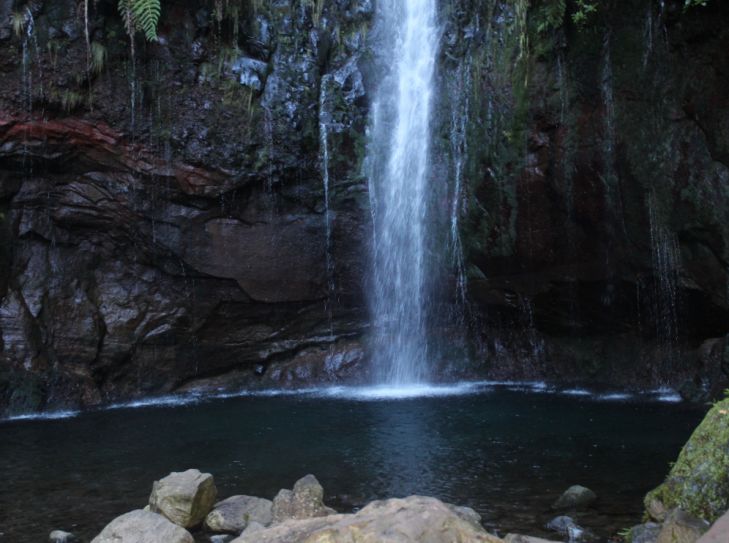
[0,0,373,416]
[454,0,729,385]
[2,0,729,415]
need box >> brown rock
[233,496,502,543]
[90,510,194,543]
[148,469,217,528]
[205,495,273,533]
[271,475,335,523]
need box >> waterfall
[367,0,438,385]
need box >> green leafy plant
[571,0,598,27]
[535,0,566,34]
[60,89,85,112]
[11,10,26,38]
[90,41,107,74]
[46,39,62,68]
[118,0,162,41]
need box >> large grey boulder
[205,495,273,533]
[91,510,194,543]
[552,485,597,510]
[271,474,335,523]
[231,495,503,543]
[148,469,217,528]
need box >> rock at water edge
[149,469,217,528]
[91,510,194,543]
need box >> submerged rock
[645,398,729,523]
[149,469,217,528]
[91,510,194,543]
[552,485,597,510]
[232,495,503,543]
[505,535,561,543]
[49,530,79,543]
[271,474,335,523]
[656,509,709,543]
[205,495,273,533]
[546,515,585,540]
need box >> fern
[118,0,161,41]
[131,0,161,40]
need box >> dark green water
[0,386,703,542]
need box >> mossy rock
[644,398,729,523]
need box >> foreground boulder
[698,508,729,543]
[232,495,502,543]
[271,474,335,522]
[91,510,194,543]
[205,495,273,533]
[552,485,597,510]
[149,469,217,528]
[645,399,729,523]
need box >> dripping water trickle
[448,60,470,312]
[647,191,681,357]
[319,75,335,340]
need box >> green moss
[645,398,729,522]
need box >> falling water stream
[368,0,438,385]
[319,76,335,339]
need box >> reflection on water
[364,399,445,498]
[0,389,702,542]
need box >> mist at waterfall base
[0,390,701,542]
